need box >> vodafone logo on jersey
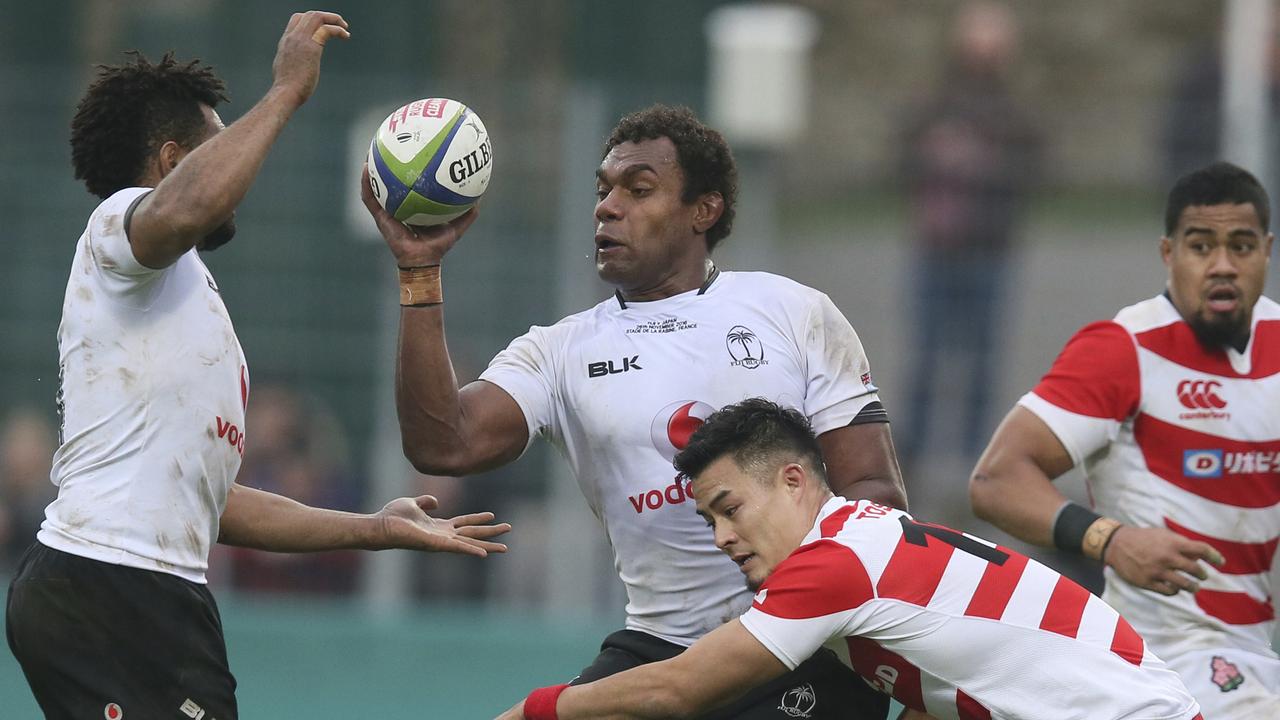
[628,400,716,515]
[650,400,716,463]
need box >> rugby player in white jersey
[363,104,907,719]
[496,398,1202,720]
[971,161,1280,716]
[5,14,508,720]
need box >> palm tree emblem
[726,325,763,369]
[778,683,816,718]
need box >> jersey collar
[614,263,720,310]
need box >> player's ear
[156,140,188,179]
[1159,235,1174,267]
[692,191,724,235]
[780,463,806,492]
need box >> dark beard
[1188,312,1250,353]
[200,218,237,252]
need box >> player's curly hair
[604,104,738,251]
[674,398,826,485]
[1165,161,1271,236]
[70,51,229,199]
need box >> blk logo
[727,325,766,369]
[650,400,715,462]
[1177,379,1227,409]
[1184,449,1223,478]
[588,355,642,378]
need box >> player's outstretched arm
[496,620,787,720]
[217,483,509,557]
[361,166,531,477]
[820,423,909,510]
[128,11,350,269]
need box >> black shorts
[572,629,890,720]
[6,542,238,720]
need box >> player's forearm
[554,670,705,719]
[969,457,1065,547]
[217,483,379,552]
[144,87,301,242]
[395,305,472,474]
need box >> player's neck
[618,259,717,303]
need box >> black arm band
[1052,501,1102,554]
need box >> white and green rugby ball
[366,98,493,226]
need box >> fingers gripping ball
[367,98,493,226]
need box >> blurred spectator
[0,409,57,573]
[226,385,363,595]
[898,0,1042,467]
[1162,37,1280,187]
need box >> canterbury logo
[1177,380,1227,410]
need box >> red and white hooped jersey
[740,497,1199,720]
[1019,294,1280,660]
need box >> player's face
[594,138,706,299]
[1162,203,1272,349]
[190,105,237,252]
[693,456,813,591]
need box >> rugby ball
[366,98,492,226]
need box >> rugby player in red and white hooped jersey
[971,161,1280,716]
[499,399,1202,720]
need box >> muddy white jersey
[740,497,1200,720]
[1019,294,1280,662]
[39,187,248,584]
[480,270,883,645]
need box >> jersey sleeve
[479,325,560,451]
[87,188,159,281]
[802,292,885,434]
[738,540,874,670]
[1018,321,1141,467]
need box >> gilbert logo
[104,704,123,720]
[727,326,767,369]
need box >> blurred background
[1,0,1276,716]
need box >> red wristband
[524,684,569,720]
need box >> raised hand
[1105,525,1226,595]
[271,10,351,108]
[374,494,510,557]
[361,164,479,267]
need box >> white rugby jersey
[480,271,883,645]
[1020,294,1280,661]
[741,497,1200,720]
[39,187,248,583]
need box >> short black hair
[1165,161,1271,236]
[70,51,229,199]
[674,398,825,484]
[604,104,738,250]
